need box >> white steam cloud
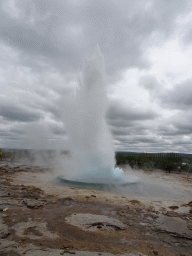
[59,46,127,184]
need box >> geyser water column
[63,46,126,184]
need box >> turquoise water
[56,174,192,202]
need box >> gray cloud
[0,0,192,152]
[107,100,159,128]
[0,96,42,122]
[161,79,192,109]
[139,75,162,97]
[183,27,192,43]
[0,0,189,75]
[107,100,163,151]
[141,76,192,110]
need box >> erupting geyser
[61,46,130,184]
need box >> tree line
[115,152,186,171]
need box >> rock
[23,199,44,209]
[130,200,141,205]
[0,229,10,239]
[165,211,178,217]
[169,206,179,210]
[59,197,73,203]
[60,249,76,255]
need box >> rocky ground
[0,161,192,256]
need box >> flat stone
[65,213,126,231]
[23,199,44,209]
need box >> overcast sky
[1,0,192,153]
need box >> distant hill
[115,151,192,159]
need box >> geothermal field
[1,50,192,256]
[1,161,192,256]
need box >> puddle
[158,215,192,236]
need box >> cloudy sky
[1,0,192,153]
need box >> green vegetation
[115,152,188,172]
[1,148,191,172]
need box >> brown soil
[0,163,192,256]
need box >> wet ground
[0,162,192,256]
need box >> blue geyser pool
[57,171,139,191]
[56,166,140,192]
[56,170,192,203]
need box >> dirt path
[0,162,192,256]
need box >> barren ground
[0,161,192,256]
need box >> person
[150,162,155,171]
[177,165,181,173]
[130,160,134,169]
[166,164,172,173]
[0,150,2,161]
